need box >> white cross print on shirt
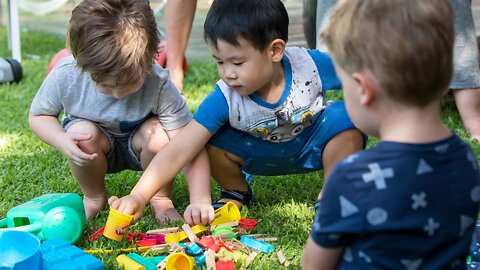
[424,218,440,236]
[411,192,427,210]
[362,163,394,190]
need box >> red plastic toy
[215,260,235,270]
[239,218,258,230]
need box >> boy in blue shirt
[301,0,480,269]
[109,0,364,217]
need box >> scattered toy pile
[86,202,290,269]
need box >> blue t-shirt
[311,134,480,269]
[193,47,341,139]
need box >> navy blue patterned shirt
[311,134,480,269]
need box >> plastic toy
[210,202,241,226]
[165,231,188,243]
[116,254,145,270]
[127,253,166,270]
[0,193,86,244]
[185,242,206,267]
[165,253,195,270]
[0,230,41,270]
[40,238,104,270]
[195,236,220,252]
[211,226,236,239]
[240,235,274,254]
[215,260,236,270]
[103,207,134,241]
[239,218,257,230]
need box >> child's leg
[66,120,111,219]
[321,128,364,197]
[206,144,249,209]
[131,117,182,222]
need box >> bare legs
[320,129,364,198]
[66,121,110,219]
[131,117,182,222]
[206,145,247,209]
[68,117,182,222]
[165,0,197,93]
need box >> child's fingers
[108,196,121,208]
[183,208,194,225]
[69,132,92,141]
[203,207,215,224]
[198,206,214,225]
[190,208,201,225]
[117,201,135,216]
[72,147,97,162]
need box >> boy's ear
[352,71,376,105]
[269,39,286,62]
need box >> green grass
[0,27,479,269]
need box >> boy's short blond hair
[322,0,453,107]
[67,0,159,86]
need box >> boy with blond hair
[108,0,364,217]
[29,0,214,225]
[301,0,480,269]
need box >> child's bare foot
[150,196,183,223]
[83,196,106,219]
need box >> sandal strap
[212,189,252,210]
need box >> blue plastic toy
[240,235,274,254]
[40,238,104,270]
[0,230,41,270]
[0,193,86,244]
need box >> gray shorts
[63,118,143,173]
[315,0,480,90]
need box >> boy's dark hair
[204,0,289,51]
[67,0,159,86]
[322,0,453,107]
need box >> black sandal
[212,188,253,210]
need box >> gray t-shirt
[30,55,192,136]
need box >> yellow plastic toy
[210,202,241,226]
[165,253,195,270]
[103,207,134,241]
[116,254,145,270]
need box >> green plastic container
[0,193,86,244]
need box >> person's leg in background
[315,0,338,51]
[451,0,480,142]
[315,0,480,141]
[164,0,197,93]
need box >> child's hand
[108,193,147,221]
[57,132,97,166]
[183,201,215,225]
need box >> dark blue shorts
[208,101,361,176]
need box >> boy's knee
[327,128,364,152]
[340,128,364,143]
[67,121,109,154]
[76,139,99,155]
[133,118,169,153]
[206,144,244,164]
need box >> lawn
[0,27,479,269]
